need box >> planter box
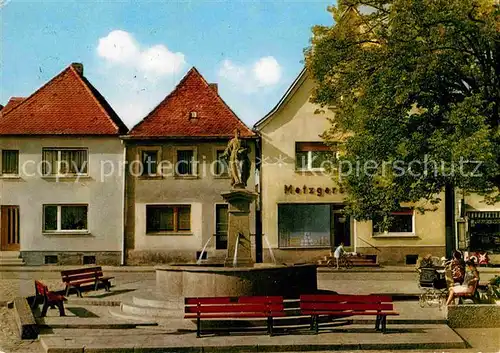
[447,304,500,328]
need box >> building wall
[124,140,256,265]
[0,136,124,265]
[258,75,446,265]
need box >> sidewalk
[0,264,498,273]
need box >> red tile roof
[127,67,254,138]
[0,64,127,135]
[1,97,25,114]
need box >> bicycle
[327,254,353,269]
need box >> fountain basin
[156,263,318,298]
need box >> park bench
[455,280,479,304]
[31,280,66,317]
[184,296,285,337]
[300,294,399,333]
[60,266,113,297]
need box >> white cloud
[253,56,282,86]
[97,30,139,64]
[97,30,185,80]
[218,56,282,93]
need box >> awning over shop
[467,211,500,225]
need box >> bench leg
[375,315,381,331]
[315,315,319,334]
[94,280,99,291]
[56,301,65,316]
[267,317,273,336]
[76,287,82,298]
[65,285,70,297]
[381,316,387,333]
[40,300,49,317]
[196,317,201,338]
[30,295,40,310]
[310,315,315,331]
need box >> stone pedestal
[221,188,257,267]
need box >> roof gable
[0,64,127,135]
[1,97,25,115]
[128,67,254,138]
[253,67,308,130]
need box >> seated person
[450,250,465,284]
[446,260,479,306]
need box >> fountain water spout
[263,235,277,264]
[232,233,241,267]
[197,236,213,264]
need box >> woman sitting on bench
[446,260,479,306]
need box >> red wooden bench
[300,294,399,333]
[61,266,113,297]
[32,280,66,317]
[184,296,285,337]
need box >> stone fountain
[119,131,317,319]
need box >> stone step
[0,251,21,258]
[120,300,181,318]
[0,259,26,266]
[39,324,467,353]
[132,292,183,310]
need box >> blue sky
[0,0,335,128]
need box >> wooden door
[1,206,20,251]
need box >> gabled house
[122,67,257,264]
[0,63,128,265]
[254,69,447,265]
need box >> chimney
[209,83,218,94]
[71,63,84,76]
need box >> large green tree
[306,0,500,223]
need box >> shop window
[43,205,88,232]
[373,208,414,234]
[278,204,331,248]
[146,205,191,233]
[295,142,332,171]
[468,211,500,252]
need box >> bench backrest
[185,296,284,315]
[35,280,49,297]
[60,266,104,283]
[300,294,394,312]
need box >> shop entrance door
[1,206,20,251]
[331,209,351,248]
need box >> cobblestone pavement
[0,307,43,353]
[0,268,498,353]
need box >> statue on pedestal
[222,129,251,188]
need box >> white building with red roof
[122,67,257,264]
[0,63,128,265]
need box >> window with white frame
[372,208,414,234]
[42,148,88,176]
[1,150,19,175]
[175,148,196,176]
[43,205,88,232]
[295,142,332,171]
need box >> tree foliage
[306,0,500,222]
